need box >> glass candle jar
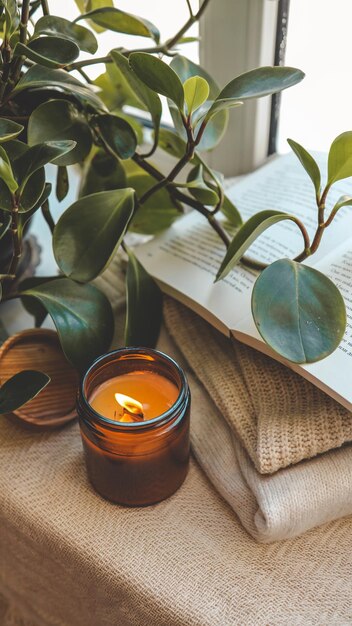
[77,347,191,506]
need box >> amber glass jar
[77,348,190,506]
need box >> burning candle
[77,348,190,506]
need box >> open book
[135,153,352,412]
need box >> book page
[136,152,352,331]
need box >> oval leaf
[14,65,104,110]
[14,140,75,190]
[34,15,98,54]
[125,247,162,347]
[76,8,160,42]
[28,100,92,165]
[252,259,346,363]
[129,52,184,110]
[184,75,209,115]
[207,66,305,119]
[128,173,180,235]
[0,118,24,143]
[79,149,127,197]
[15,37,80,69]
[327,131,352,185]
[216,210,305,281]
[287,138,321,197]
[94,113,137,160]
[0,370,50,414]
[111,50,161,152]
[21,278,114,371]
[53,189,135,282]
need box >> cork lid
[0,329,79,429]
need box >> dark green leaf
[56,166,69,202]
[0,370,50,414]
[216,210,305,281]
[207,66,305,119]
[53,189,135,282]
[15,141,75,190]
[125,247,162,347]
[76,8,160,42]
[128,173,180,235]
[0,145,17,192]
[111,50,161,152]
[15,37,80,69]
[18,168,45,213]
[79,149,127,197]
[14,65,104,110]
[94,113,137,160]
[1,0,18,36]
[158,128,191,161]
[19,276,59,327]
[74,0,113,33]
[179,164,218,205]
[129,52,184,110]
[19,183,52,228]
[21,278,114,371]
[252,259,346,364]
[28,99,92,165]
[94,61,143,110]
[34,15,98,54]
[0,118,24,142]
[287,138,321,197]
[327,131,352,185]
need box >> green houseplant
[0,0,348,410]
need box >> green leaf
[14,65,104,110]
[15,37,80,69]
[15,141,76,190]
[216,210,305,281]
[28,99,92,166]
[93,113,137,160]
[0,211,11,240]
[220,194,243,228]
[128,173,180,235]
[331,195,352,213]
[0,118,24,143]
[73,0,114,33]
[207,66,305,119]
[56,166,69,202]
[125,247,162,347]
[1,0,18,36]
[158,128,191,161]
[79,149,127,197]
[0,145,17,192]
[252,259,346,364]
[287,138,321,197]
[19,275,58,327]
[76,8,160,42]
[34,15,98,54]
[129,52,184,110]
[53,189,135,282]
[18,168,45,213]
[21,278,114,371]
[327,131,352,185]
[184,76,209,115]
[178,164,218,205]
[0,370,50,414]
[111,50,162,152]
[169,55,229,151]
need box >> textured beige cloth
[164,299,352,474]
[1,382,352,626]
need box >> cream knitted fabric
[164,298,352,474]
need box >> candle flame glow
[115,393,144,421]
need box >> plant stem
[68,0,212,71]
[8,194,22,277]
[185,0,194,18]
[41,0,49,15]
[20,0,31,44]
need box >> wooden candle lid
[0,329,79,429]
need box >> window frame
[199,0,280,177]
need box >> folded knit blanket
[162,298,352,542]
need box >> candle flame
[115,393,144,422]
